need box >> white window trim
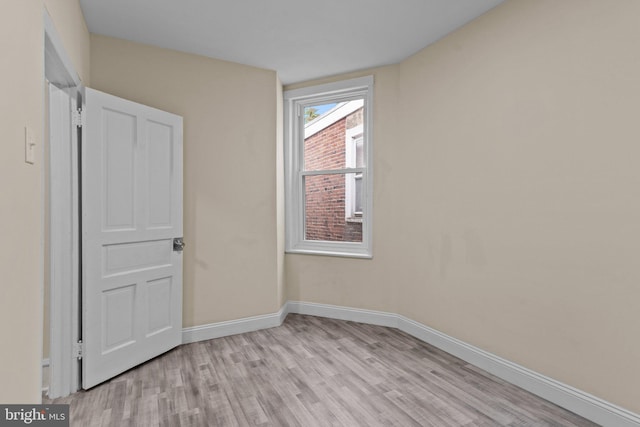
[345,125,363,220]
[284,75,373,258]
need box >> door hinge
[72,108,85,128]
[73,340,84,360]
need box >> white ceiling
[80,0,504,85]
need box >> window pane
[355,138,364,168]
[355,175,363,214]
[304,100,365,171]
[304,174,363,243]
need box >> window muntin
[284,76,373,258]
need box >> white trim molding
[182,306,288,344]
[286,301,397,328]
[180,301,640,427]
[42,359,51,394]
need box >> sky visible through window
[304,103,337,123]
[314,103,336,115]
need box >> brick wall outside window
[304,108,363,242]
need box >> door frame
[44,9,83,398]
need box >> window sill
[286,247,372,259]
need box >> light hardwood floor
[46,314,598,426]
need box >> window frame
[284,76,374,258]
[345,126,364,219]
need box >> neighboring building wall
[346,107,363,130]
[344,216,362,242]
[305,117,347,241]
[304,108,363,242]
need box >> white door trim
[47,84,77,398]
[44,9,82,399]
[44,10,81,89]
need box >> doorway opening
[44,10,83,398]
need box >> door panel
[102,109,136,230]
[147,121,174,228]
[83,88,183,389]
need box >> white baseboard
[287,301,640,427]
[286,301,398,328]
[181,305,287,344]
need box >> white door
[82,88,183,389]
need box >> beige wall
[286,0,640,414]
[0,0,89,403]
[90,35,281,326]
[400,0,640,412]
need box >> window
[284,76,373,258]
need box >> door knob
[173,237,185,252]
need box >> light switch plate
[25,126,36,164]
